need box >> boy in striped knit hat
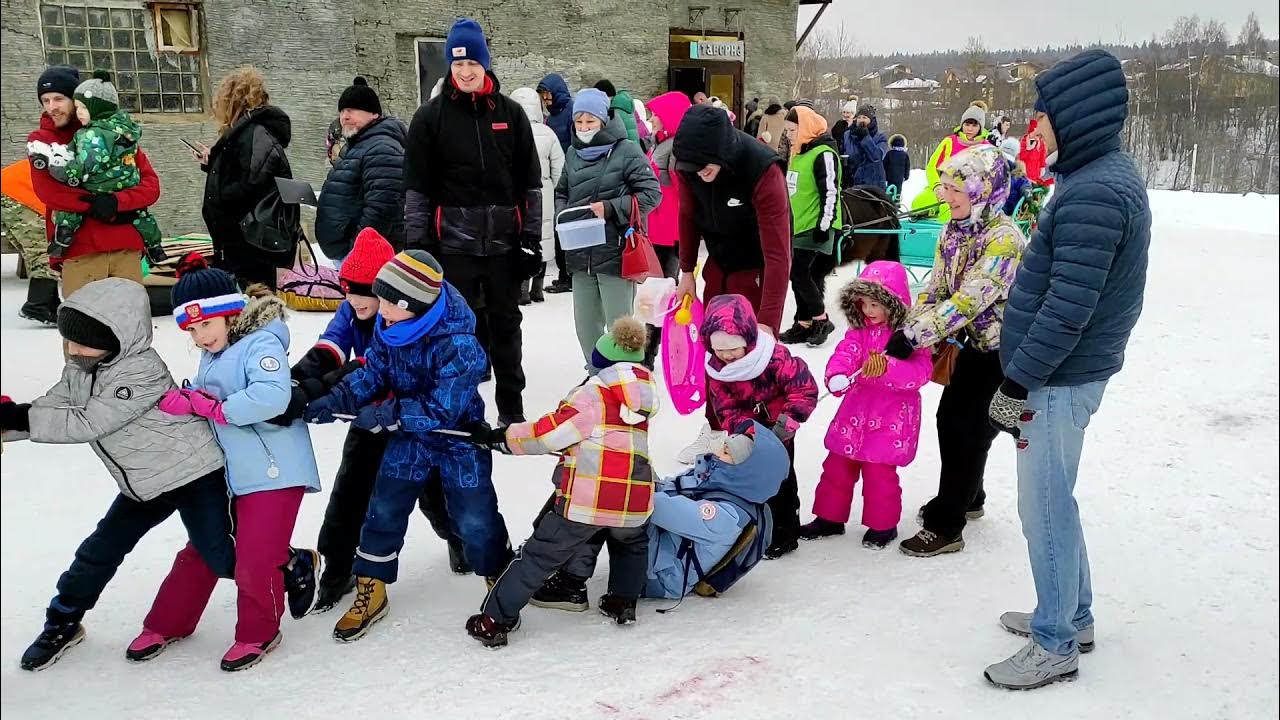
[305,249,512,642]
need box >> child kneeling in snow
[645,421,790,599]
[464,317,656,648]
[800,261,933,549]
[701,294,819,559]
[144,257,322,672]
[304,250,512,643]
[0,278,233,672]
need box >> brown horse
[838,185,902,265]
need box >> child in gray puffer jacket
[0,278,233,672]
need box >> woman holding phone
[193,66,294,288]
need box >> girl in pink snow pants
[133,260,322,672]
[800,261,932,549]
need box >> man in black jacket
[316,77,407,265]
[403,17,543,424]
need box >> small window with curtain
[39,1,207,115]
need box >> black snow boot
[806,318,837,347]
[447,537,472,575]
[19,278,60,326]
[530,571,589,612]
[545,276,573,294]
[519,280,532,306]
[764,535,799,560]
[466,613,520,648]
[862,527,899,550]
[799,517,846,541]
[598,594,637,625]
[283,547,320,619]
[312,573,356,614]
[529,275,546,303]
[21,610,85,671]
[778,321,813,345]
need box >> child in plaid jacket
[466,317,656,647]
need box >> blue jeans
[1016,380,1107,656]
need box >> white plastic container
[555,206,607,250]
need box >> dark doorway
[416,38,446,107]
[669,67,706,103]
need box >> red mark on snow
[590,655,770,718]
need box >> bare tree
[963,35,990,80]
[1238,12,1266,56]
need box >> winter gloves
[988,380,1029,438]
[353,400,399,433]
[157,388,226,425]
[884,329,913,360]
[860,352,888,378]
[461,422,511,454]
[81,193,118,222]
[851,123,868,139]
[827,374,851,394]
[771,414,799,444]
[270,360,365,426]
[0,398,31,433]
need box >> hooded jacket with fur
[824,262,933,466]
[27,279,225,501]
[189,292,321,496]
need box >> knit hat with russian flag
[171,253,246,330]
[372,250,443,315]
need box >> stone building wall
[2,0,795,236]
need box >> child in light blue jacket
[645,421,790,599]
[144,255,321,672]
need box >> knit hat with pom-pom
[338,76,382,115]
[74,69,118,121]
[590,316,648,370]
[170,253,245,330]
[339,227,396,297]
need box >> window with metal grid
[39,2,206,114]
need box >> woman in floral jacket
[883,145,1025,557]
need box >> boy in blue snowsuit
[645,421,790,599]
[305,250,511,641]
[275,229,471,614]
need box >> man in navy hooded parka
[985,49,1150,690]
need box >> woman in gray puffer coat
[556,88,661,369]
[1,278,234,671]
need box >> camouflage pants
[1,196,57,280]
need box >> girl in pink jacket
[801,261,933,549]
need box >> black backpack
[239,190,302,266]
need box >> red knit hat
[340,228,395,297]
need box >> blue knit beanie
[170,253,245,329]
[573,88,610,124]
[446,17,490,70]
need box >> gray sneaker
[1000,611,1095,653]
[984,640,1079,690]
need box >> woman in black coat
[193,67,294,288]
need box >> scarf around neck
[705,331,776,383]
[375,289,449,347]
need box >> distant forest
[799,13,1280,193]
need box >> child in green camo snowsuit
[47,71,162,262]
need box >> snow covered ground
[2,190,1277,719]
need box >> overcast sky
[799,2,1280,55]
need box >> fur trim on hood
[839,261,913,329]
[229,289,287,346]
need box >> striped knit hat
[171,253,246,330]
[372,250,443,315]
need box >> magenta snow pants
[812,454,901,531]
[142,487,304,644]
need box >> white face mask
[576,129,599,144]
[1045,151,1059,168]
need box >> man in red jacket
[29,65,160,298]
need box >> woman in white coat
[511,87,566,304]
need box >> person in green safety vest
[778,105,843,348]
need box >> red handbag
[620,195,663,283]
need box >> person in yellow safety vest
[910,102,990,223]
